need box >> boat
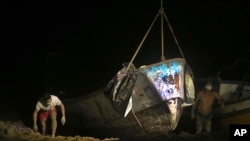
[61,0,195,139]
[215,68,250,128]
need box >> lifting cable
[125,0,187,73]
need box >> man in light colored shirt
[33,93,66,137]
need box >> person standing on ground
[33,93,66,137]
[191,81,225,134]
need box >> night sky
[1,0,250,120]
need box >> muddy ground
[0,91,230,141]
[0,120,119,141]
[0,119,229,141]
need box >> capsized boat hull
[61,58,195,138]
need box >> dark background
[1,0,249,125]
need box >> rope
[125,0,188,73]
[160,0,166,61]
[132,109,143,128]
[125,12,160,73]
[163,11,187,62]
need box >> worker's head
[205,81,213,91]
[43,93,52,105]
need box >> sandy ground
[0,120,229,141]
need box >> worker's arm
[33,108,39,131]
[215,92,225,109]
[60,102,66,125]
[191,93,200,119]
